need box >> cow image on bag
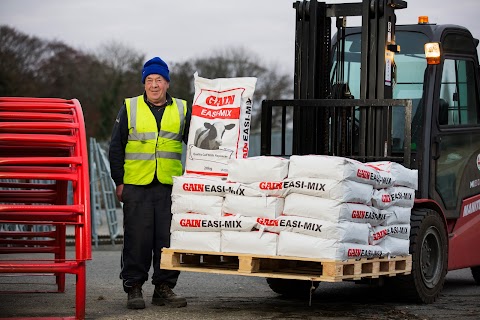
[194,121,235,150]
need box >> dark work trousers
[120,182,180,293]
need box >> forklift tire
[387,208,448,303]
[266,278,319,297]
[471,266,480,285]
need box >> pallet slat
[161,248,411,282]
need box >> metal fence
[89,138,120,247]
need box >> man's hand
[116,184,124,202]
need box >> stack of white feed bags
[169,155,417,261]
[169,157,288,255]
[277,155,417,260]
[221,157,289,255]
[365,161,418,257]
[169,174,255,252]
[276,155,383,260]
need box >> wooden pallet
[161,248,412,282]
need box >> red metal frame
[0,97,91,319]
[415,195,480,271]
[448,193,480,270]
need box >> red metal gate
[0,97,91,319]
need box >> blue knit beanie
[141,57,170,83]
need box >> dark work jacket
[108,92,191,186]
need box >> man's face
[145,74,169,105]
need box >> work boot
[127,284,145,309]
[152,283,187,308]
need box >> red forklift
[261,0,480,303]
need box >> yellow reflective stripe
[158,130,182,141]
[128,131,157,140]
[174,98,185,134]
[156,151,182,160]
[130,97,138,133]
[125,153,155,160]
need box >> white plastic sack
[284,178,373,204]
[224,182,267,197]
[366,161,418,190]
[171,213,220,232]
[220,214,258,231]
[378,237,410,256]
[221,230,278,256]
[371,187,415,209]
[173,175,228,196]
[185,73,257,177]
[170,231,221,252]
[371,224,411,245]
[283,193,386,226]
[288,155,394,188]
[172,174,258,197]
[171,194,223,218]
[256,216,371,244]
[382,206,411,225]
[227,156,289,183]
[171,213,257,232]
[223,194,284,219]
[245,180,289,197]
[277,231,388,260]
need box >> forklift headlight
[424,42,441,65]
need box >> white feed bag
[172,175,261,197]
[170,213,257,232]
[245,180,289,197]
[288,155,394,188]
[371,224,411,245]
[223,194,284,219]
[284,178,373,204]
[277,231,388,260]
[170,231,221,252]
[173,175,229,196]
[378,237,410,256]
[382,206,411,225]
[227,156,289,183]
[171,213,221,232]
[371,186,415,209]
[185,73,257,177]
[256,216,371,244]
[221,230,278,256]
[283,193,386,226]
[223,182,267,197]
[366,161,418,190]
[171,194,223,218]
[220,214,258,231]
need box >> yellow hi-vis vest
[124,95,186,185]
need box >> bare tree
[0,25,47,96]
[1,26,292,141]
[94,42,145,140]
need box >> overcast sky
[1,0,479,75]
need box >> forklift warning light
[418,16,429,24]
[425,42,441,65]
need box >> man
[109,56,190,309]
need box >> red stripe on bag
[192,105,240,119]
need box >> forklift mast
[289,0,407,157]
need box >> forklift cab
[330,22,480,220]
